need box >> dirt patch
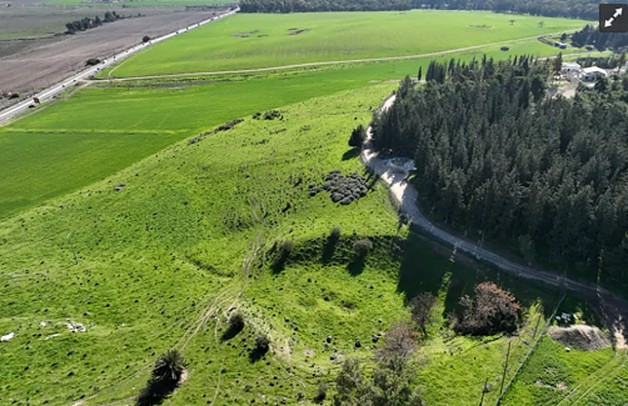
[233,29,259,38]
[548,325,611,351]
[288,28,310,36]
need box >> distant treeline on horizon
[239,0,600,20]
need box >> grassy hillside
[106,11,586,77]
[0,86,620,405]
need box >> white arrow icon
[605,17,615,27]
[615,7,623,17]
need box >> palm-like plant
[152,349,187,385]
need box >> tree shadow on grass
[342,148,360,161]
[347,258,366,276]
[221,320,244,341]
[249,346,268,363]
[396,225,565,321]
[322,235,340,264]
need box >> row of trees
[65,11,122,34]
[373,57,628,289]
[417,0,600,19]
[571,24,628,52]
[240,0,599,18]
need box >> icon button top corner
[599,4,628,32]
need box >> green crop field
[1,86,617,405]
[105,11,586,77]
[1,35,588,219]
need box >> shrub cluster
[188,119,244,145]
[252,110,282,120]
[453,282,521,336]
[85,58,101,66]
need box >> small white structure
[384,158,416,179]
[580,66,608,82]
[1,332,14,342]
[561,62,581,74]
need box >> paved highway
[0,7,239,124]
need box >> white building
[580,66,608,82]
[561,62,581,74]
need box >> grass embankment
[105,11,587,77]
[0,86,593,405]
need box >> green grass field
[105,11,586,77]
[503,336,627,405]
[2,86,616,405]
[1,35,589,220]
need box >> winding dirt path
[362,93,628,349]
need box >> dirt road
[0,8,233,110]
[362,94,627,347]
[0,8,238,123]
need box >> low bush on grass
[137,350,187,406]
[249,335,270,362]
[353,238,373,260]
[222,312,245,341]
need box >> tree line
[416,0,600,20]
[240,0,599,18]
[571,24,628,52]
[373,57,628,290]
[65,11,122,34]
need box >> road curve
[0,7,240,125]
[362,94,628,339]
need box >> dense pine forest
[240,0,599,18]
[373,57,628,290]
